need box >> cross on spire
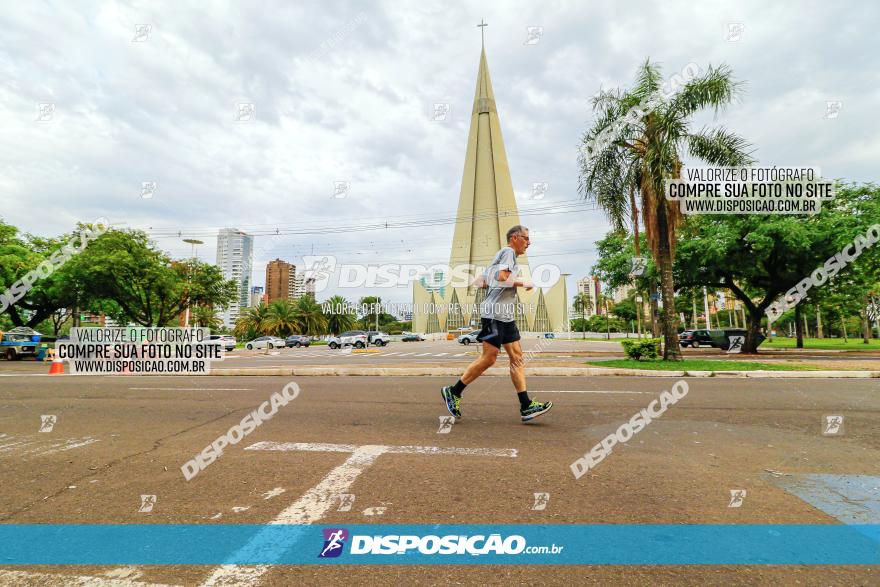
[477,19,487,46]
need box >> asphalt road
[4,338,877,376]
[1,374,878,585]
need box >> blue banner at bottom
[1,524,879,565]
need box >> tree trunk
[841,316,848,342]
[816,306,823,338]
[862,300,871,344]
[803,312,810,339]
[691,298,698,330]
[650,297,659,337]
[743,308,763,354]
[656,207,681,360]
[795,304,804,348]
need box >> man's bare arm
[498,269,533,290]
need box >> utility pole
[703,286,712,330]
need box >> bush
[620,338,661,361]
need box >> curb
[208,367,880,378]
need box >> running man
[441,225,553,423]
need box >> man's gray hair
[506,225,528,242]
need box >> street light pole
[182,239,203,328]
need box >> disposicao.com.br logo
[318,528,563,558]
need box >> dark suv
[681,329,763,350]
[285,335,311,348]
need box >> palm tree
[265,299,299,337]
[233,301,270,340]
[324,294,355,335]
[191,304,221,331]
[293,295,328,335]
[579,60,753,359]
[572,293,591,339]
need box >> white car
[327,331,368,349]
[457,330,481,345]
[366,331,391,347]
[209,334,236,352]
[244,336,285,350]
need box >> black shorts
[476,318,520,348]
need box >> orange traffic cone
[48,356,64,375]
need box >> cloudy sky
[2,0,877,306]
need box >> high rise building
[216,228,253,328]
[292,272,315,299]
[266,259,295,303]
[250,286,265,307]
[576,276,600,317]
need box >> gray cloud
[0,0,876,305]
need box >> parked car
[366,331,391,346]
[541,332,555,339]
[401,332,425,342]
[0,327,41,360]
[209,334,236,352]
[327,331,368,349]
[457,330,481,345]
[244,336,285,350]
[285,335,311,348]
[681,329,763,350]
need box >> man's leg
[441,342,498,419]
[504,339,553,423]
[462,342,499,384]
[504,340,526,392]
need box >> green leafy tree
[191,304,222,331]
[324,295,356,335]
[572,293,591,339]
[579,60,753,359]
[265,300,300,337]
[293,295,328,335]
[674,184,880,352]
[234,301,270,340]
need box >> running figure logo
[630,257,647,277]
[727,489,746,508]
[336,494,355,512]
[138,494,157,513]
[823,415,844,435]
[437,415,455,434]
[39,415,57,433]
[727,335,745,354]
[319,528,349,558]
[531,492,550,511]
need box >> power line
[143,200,598,239]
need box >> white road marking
[454,353,466,357]
[0,570,179,587]
[262,487,285,500]
[537,390,648,394]
[200,441,517,586]
[128,388,252,391]
[413,353,433,357]
[41,437,100,455]
[231,506,250,513]
[396,352,414,357]
[0,435,100,456]
[435,352,448,357]
[382,352,400,356]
